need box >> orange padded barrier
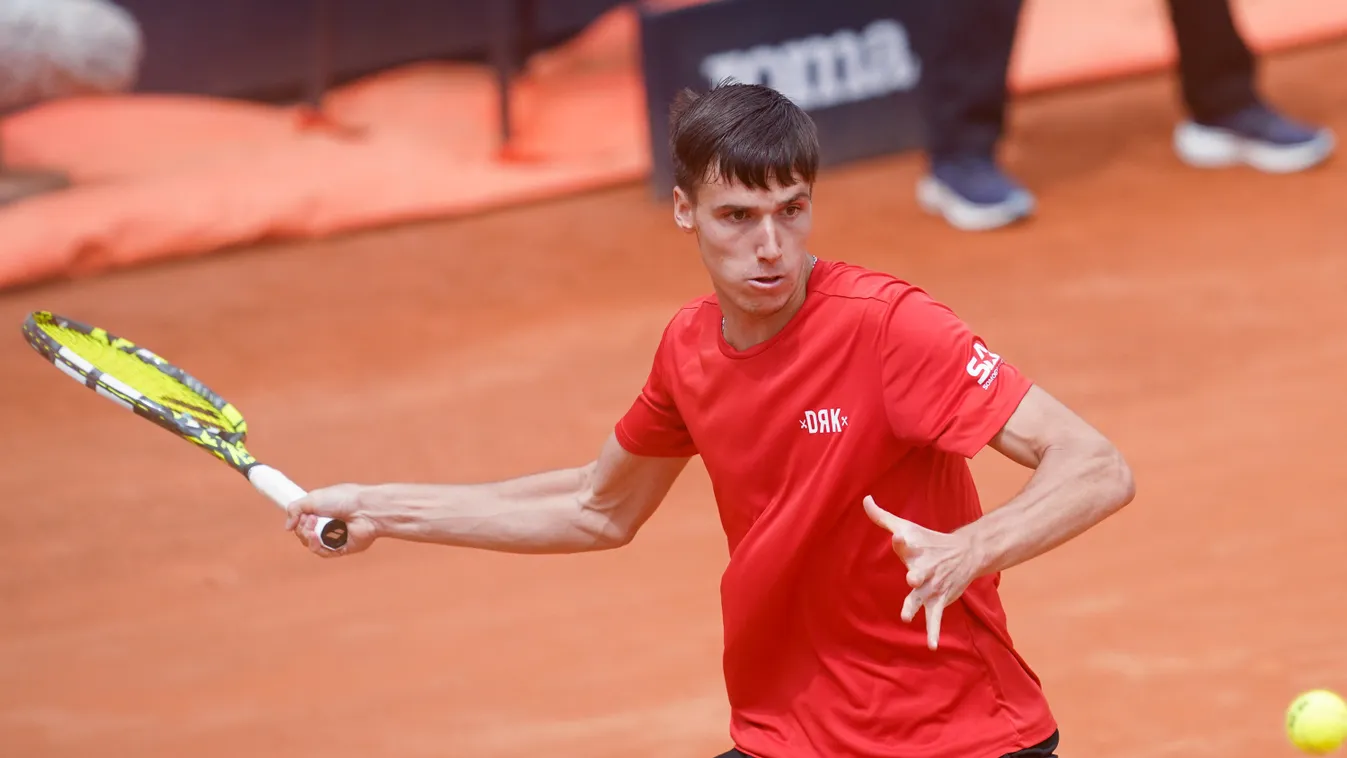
[2,0,1345,291]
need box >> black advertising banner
[639,0,931,198]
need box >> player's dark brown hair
[669,80,819,201]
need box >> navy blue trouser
[913,0,1259,160]
[715,729,1061,758]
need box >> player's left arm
[864,383,1134,650]
[964,383,1135,576]
[866,287,1135,649]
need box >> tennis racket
[21,311,348,550]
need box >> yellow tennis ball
[1287,689,1347,754]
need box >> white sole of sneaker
[1173,121,1336,174]
[916,175,1036,232]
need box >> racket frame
[21,311,348,550]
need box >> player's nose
[756,218,783,262]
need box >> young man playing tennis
[286,82,1136,758]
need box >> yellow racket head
[22,311,255,468]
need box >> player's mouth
[748,275,785,290]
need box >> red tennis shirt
[614,260,1057,758]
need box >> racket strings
[37,322,239,432]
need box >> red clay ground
[3,40,1347,758]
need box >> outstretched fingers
[862,495,904,534]
[863,494,950,650]
[923,597,945,650]
[902,589,947,651]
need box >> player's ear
[673,186,695,233]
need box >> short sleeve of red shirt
[614,320,698,458]
[878,287,1033,458]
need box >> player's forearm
[960,443,1134,577]
[356,463,626,554]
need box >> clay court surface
[3,39,1347,758]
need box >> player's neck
[721,256,817,350]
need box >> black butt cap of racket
[319,519,349,549]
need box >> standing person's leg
[1168,0,1334,173]
[912,0,1035,231]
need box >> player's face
[674,174,814,320]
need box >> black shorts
[714,730,1061,758]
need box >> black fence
[116,0,625,101]
[114,0,935,196]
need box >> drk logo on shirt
[801,408,848,434]
[698,19,921,111]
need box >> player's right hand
[284,484,379,557]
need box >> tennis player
[286,82,1136,758]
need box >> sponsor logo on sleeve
[966,342,1002,390]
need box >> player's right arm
[285,433,689,557]
[287,313,699,558]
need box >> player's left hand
[862,495,979,651]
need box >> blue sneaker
[1174,103,1335,173]
[916,156,1036,231]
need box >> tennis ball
[1287,689,1347,754]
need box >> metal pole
[309,0,332,111]
[491,0,520,150]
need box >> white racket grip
[248,464,348,550]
